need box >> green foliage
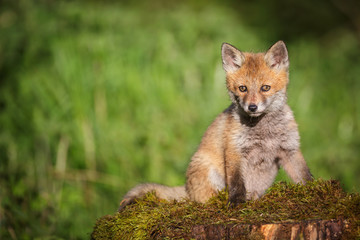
[0,0,359,239]
[91,180,360,239]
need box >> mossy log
[180,219,346,239]
[91,180,360,239]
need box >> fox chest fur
[228,105,300,199]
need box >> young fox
[119,41,313,210]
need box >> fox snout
[240,95,270,117]
[248,104,258,112]
[243,102,263,117]
[236,91,265,116]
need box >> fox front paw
[228,191,246,208]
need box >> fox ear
[221,43,245,73]
[264,41,289,71]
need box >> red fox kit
[119,41,313,210]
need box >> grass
[91,180,360,239]
[0,1,359,239]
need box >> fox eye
[239,85,247,92]
[261,85,271,92]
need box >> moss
[91,180,360,239]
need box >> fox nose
[248,104,258,112]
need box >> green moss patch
[91,180,360,239]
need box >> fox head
[221,41,289,117]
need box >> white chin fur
[247,112,263,117]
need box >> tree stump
[182,219,346,240]
[91,180,360,239]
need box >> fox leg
[280,150,313,183]
[226,162,247,206]
[186,158,224,203]
[223,141,247,206]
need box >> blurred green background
[0,0,359,239]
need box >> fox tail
[118,183,187,211]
